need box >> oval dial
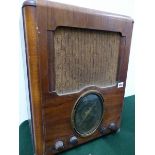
[72,92,104,137]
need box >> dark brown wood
[22,4,44,155]
[22,0,133,155]
[44,86,124,154]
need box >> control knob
[54,141,64,150]
[69,136,78,145]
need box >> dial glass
[72,92,104,137]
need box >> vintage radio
[22,0,133,154]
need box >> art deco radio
[22,0,133,154]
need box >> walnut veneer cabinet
[22,0,133,154]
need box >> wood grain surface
[22,5,44,155]
[22,0,133,155]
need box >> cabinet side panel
[23,5,44,155]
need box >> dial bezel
[71,90,104,137]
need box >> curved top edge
[22,0,36,7]
[22,0,134,22]
[48,1,134,22]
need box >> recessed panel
[53,27,120,94]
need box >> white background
[0,0,155,155]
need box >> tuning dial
[54,141,64,150]
[108,122,118,132]
[69,136,78,145]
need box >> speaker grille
[53,27,120,94]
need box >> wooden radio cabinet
[22,0,133,154]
